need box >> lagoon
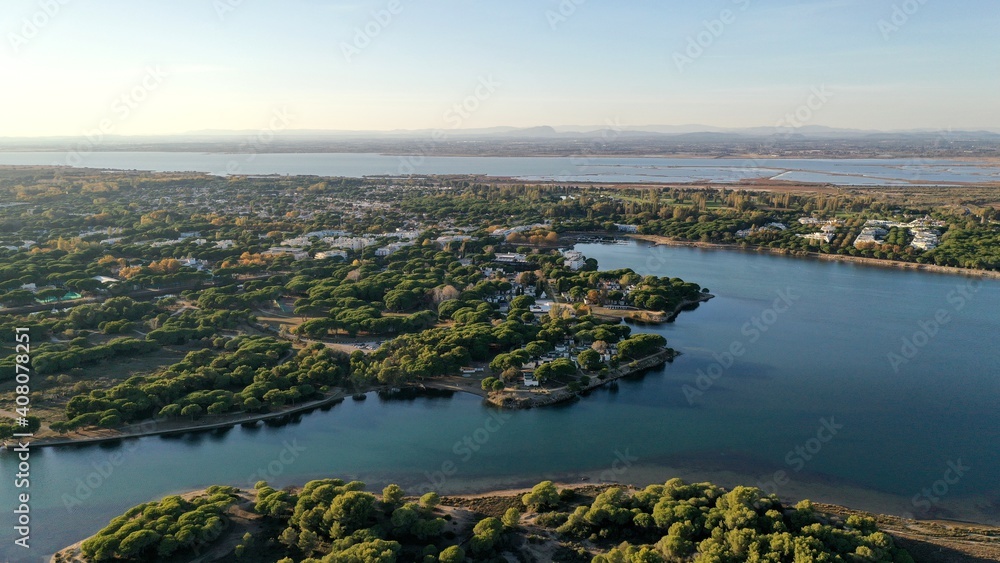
[0,151,998,185]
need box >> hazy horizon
[3,0,999,137]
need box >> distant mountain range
[2,125,998,160]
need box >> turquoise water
[0,152,997,185]
[1,242,999,561]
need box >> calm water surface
[1,242,998,561]
[0,151,998,185]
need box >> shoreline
[10,351,669,449]
[483,347,677,410]
[16,389,349,450]
[21,294,712,448]
[626,234,1000,280]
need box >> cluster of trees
[0,416,41,439]
[32,337,159,375]
[79,486,238,561]
[617,334,668,361]
[73,477,914,562]
[254,479,461,562]
[288,247,500,341]
[197,281,288,310]
[51,297,157,333]
[146,307,254,346]
[551,268,705,313]
[355,321,514,386]
[296,307,437,339]
[59,337,348,430]
[543,479,914,563]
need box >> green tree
[382,484,405,508]
[522,481,559,512]
[502,507,521,529]
[438,545,466,563]
[577,349,603,371]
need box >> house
[281,236,312,247]
[375,241,415,257]
[436,235,474,246]
[305,229,351,238]
[615,224,639,233]
[523,374,540,387]
[92,276,119,285]
[563,250,587,271]
[799,232,835,243]
[179,257,209,271]
[263,247,310,260]
[315,250,348,260]
[495,253,529,264]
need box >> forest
[61,477,915,563]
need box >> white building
[563,250,587,271]
[375,241,415,257]
[179,257,209,271]
[324,236,377,252]
[799,232,835,243]
[263,247,309,260]
[854,227,888,247]
[315,250,348,260]
[495,253,529,263]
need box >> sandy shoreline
[627,234,1000,280]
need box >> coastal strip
[22,390,348,450]
[627,234,1000,280]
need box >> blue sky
[2,0,998,135]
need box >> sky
[2,0,999,136]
